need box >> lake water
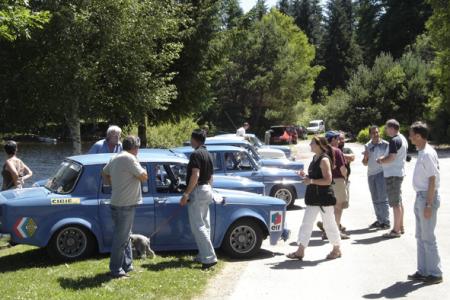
[0,142,92,188]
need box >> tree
[316,0,361,96]
[426,0,450,142]
[220,0,243,29]
[355,0,382,65]
[209,9,321,133]
[290,0,324,49]
[377,0,431,59]
[277,0,291,15]
[0,0,50,41]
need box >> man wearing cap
[318,130,349,240]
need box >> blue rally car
[173,146,306,208]
[185,138,304,171]
[0,152,290,261]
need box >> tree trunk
[138,113,148,148]
[65,98,82,155]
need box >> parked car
[183,138,304,171]
[269,125,298,145]
[306,120,325,134]
[212,133,291,159]
[294,125,308,140]
[1,152,290,261]
[173,145,306,208]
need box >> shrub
[146,118,198,148]
[356,125,388,144]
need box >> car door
[151,162,216,249]
[97,163,155,249]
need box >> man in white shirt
[407,121,442,285]
[236,122,250,137]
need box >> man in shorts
[377,119,408,238]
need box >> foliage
[355,0,382,66]
[426,0,450,142]
[0,245,222,300]
[0,0,50,41]
[356,125,387,143]
[145,117,198,148]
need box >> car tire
[271,185,296,208]
[222,219,264,259]
[47,225,97,261]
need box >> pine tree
[290,0,324,50]
[221,0,243,29]
[277,0,291,15]
[355,0,381,66]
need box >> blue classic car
[173,146,305,208]
[184,138,304,171]
[0,152,289,261]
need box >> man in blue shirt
[88,125,123,154]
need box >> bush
[146,118,198,148]
[356,125,388,144]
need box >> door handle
[155,197,168,204]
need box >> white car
[307,120,325,134]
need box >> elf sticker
[14,217,37,239]
[269,211,283,232]
[51,198,81,205]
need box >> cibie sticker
[269,211,283,232]
[14,217,37,239]
[51,198,81,205]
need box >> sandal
[326,249,342,260]
[286,252,304,260]
[382,230,401,239]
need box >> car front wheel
[47,225,96,261]
[271,185,296,208]
[222,219,264,259]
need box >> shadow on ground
[352,236,391,245]
[363,281,427,299]
[0,248,68,273]
[58,272,113,290]
[267,258,328,270]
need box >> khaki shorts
[332,178,348,209]
[385,176,403,207]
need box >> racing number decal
[51,198,81,205]
[269,211,283,232]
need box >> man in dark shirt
[180,129,217,270]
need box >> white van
[307,120,325,134]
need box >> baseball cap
[325,130,339,141]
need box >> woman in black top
[2,141,33,190]
[287,136,342,260]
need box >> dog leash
[149,205,185,238]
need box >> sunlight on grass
[0,245,223,300]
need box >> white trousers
[297,206,341,247]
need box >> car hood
[213,175,264,188]
[214,188,286,206]
[0,187,50,201]
[259,166,300,177]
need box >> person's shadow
[58,272,113,290]
[267,258,328,270]
[363,281,427,299]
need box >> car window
[154,163,186,194]
[224,151,254,171]
[309,122,318,127]
[45,161,82,194]
[101,164,149,194]
[210,152,221,171]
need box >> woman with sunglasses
[287,136,342,260]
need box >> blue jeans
[109,205,135,275]
[415,191,442,277]
[188,185,217,264]
[368,172,390,225]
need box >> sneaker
[382,230,401,238]
[124,266,134,273]
[379,223,390,230]
[369,221,381,229]
[201,261,217,270]
[407,272,427,281]
[109,272,130,279]
[424,276,443,285]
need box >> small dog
[130,234,155,259]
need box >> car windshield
[45,161,82,194]
[308,122,318,127]
[248,136,264,147]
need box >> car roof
[69,150,189,166]
[270,125,294,128]
[310,119,323,122]
[205,138,251,145]
[173,145,244,153]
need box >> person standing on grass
[407,121,443,285]
[102,136,148,279]
[287,136,342,261]
[377,119,408,238]
[88,125,123,154]
[236,122,249,137]
[180,129,218,270]
[362,126,390,229]
[317,131,349,240]
[2,140,33,190]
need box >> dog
[130,234,155,259]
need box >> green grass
[0,244,223,300]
